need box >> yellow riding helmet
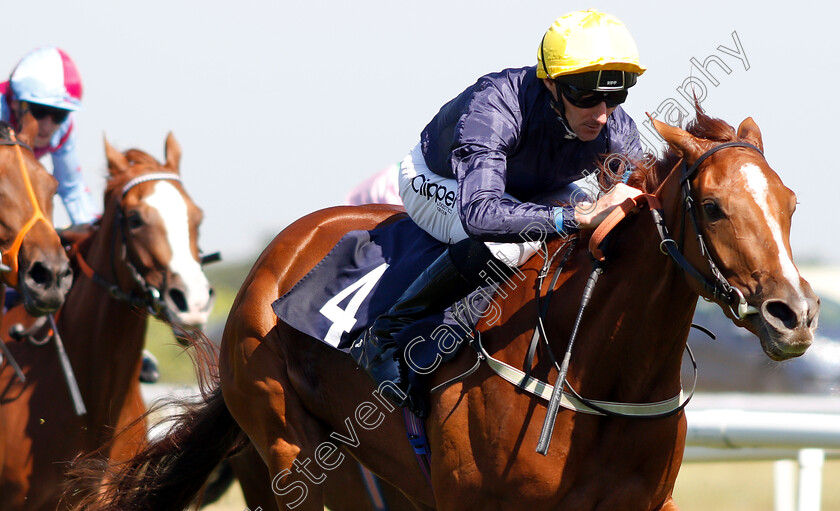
[536,10,646,81]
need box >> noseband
[0,132,51,287]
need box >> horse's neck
[61,217,147,421]
[574,168,699,398]
[489,170,699,402]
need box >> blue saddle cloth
[272,217,496,375]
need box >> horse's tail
[70,386,243,511]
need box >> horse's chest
[441,406,682,509]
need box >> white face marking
[740,163,803,297]
[143,181,212,324]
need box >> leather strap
[588,190,649,261]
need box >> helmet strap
[547,81,577,140]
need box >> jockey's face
[543,79,617,142]
[562,96,616,142]
[11,101,64,149]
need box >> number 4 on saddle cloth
[272,217,498,391]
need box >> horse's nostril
[766,301,797,330]
[27,261,53,287]
[168,288,188,313]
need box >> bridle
[71,172,185,323]
[584,142,764,322]
[0,131,52,286]
[659,141,764,320]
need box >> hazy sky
[8,0,839,264]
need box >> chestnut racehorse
[81,111,818,511]
[0,133,214,510]
[0,114,72,484]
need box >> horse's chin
[742,313,814,361]
[20,291,61,318]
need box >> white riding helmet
[9,47,82,111]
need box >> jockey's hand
[573,183,644,229]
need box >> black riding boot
[350,238,506,417]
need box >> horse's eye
[126,211,144,229]
[702,201,724,221]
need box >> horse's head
[103,133,214,328]
[651,114,819,361]
[0,116,71,315]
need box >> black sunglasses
[558,83,628,109]
[27,103,71,124]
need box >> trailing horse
[75,111,818,511]
[0,133,215,510]
[0,113,72,486]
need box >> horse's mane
[624,109,738,194]
[104,149,175,195]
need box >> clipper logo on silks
[410,174,456,215]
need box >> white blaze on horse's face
[720,159,818,359]
[740,163,804,297]
[144,180,213,327]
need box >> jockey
[2,48,160,384]
[350,9,647,416]
[0,47,97,226]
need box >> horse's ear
[737,117,764,153]
[651,118,714,163]
[18,111,38,147]
[104,135,129,176]
[164,132,181,173]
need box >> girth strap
[480,335,690,415]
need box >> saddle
[272,217,496,394]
